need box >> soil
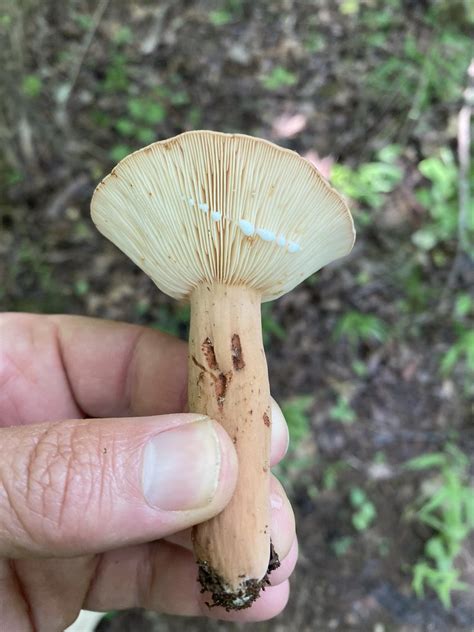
[1,1,473,631]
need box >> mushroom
[90,130,355,610]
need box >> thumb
[0,414,237,558]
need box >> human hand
[0,314,297,630]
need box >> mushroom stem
[189,283,277,610]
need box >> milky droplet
[256,228,276,242]
[238,219,255,236]
[288,241,301,253]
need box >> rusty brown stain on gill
[202,337,218,369]
[231,334,245,370]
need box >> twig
[61,0,110,109]
[446,58,474,289]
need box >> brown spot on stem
[191,355,207,373]
[202,337,218,370]
[215,371,232,409]
[231,334,245,370]
[215,372,227,400]
[263,413,271,427]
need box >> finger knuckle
[23,421,106,548]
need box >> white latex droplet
[238,219,255,236]
[256,228,276,242]
[288,241,301,253]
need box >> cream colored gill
[91,130,355,302]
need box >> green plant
[350,486,377,531]
[323,460,349,491]
[275,395,315,488]
[74,279,89,297]
[103,52,129,93]
[261,66,298,91]
[441,329,474,377]
[351,359,368,377]
[110,96,167,161]
[412,148,471,251]
[73,12,93,30]
[339,0,360,15]
[281,395,314,443]
[102,27,133,94]
[334,311,388,348]
[209,0,243,26]
[112,26,133,46]
[21,74,42,98]
[406,444,474,608]
[440,292,474,388]
[331,535,353,557]
[331,145,403,225]
[366,21,471,120]
[454,293,472,319]
[329,394,356,424]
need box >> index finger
[2,313,288,461]
[48,314,188,418]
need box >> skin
[0,314,297,631]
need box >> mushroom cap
[91,130,355,302]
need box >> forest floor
[1,1,473,631]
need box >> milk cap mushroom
[91,130,355,610]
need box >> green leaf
[331,536,353,557]
[74,279,89,297]
[455,294,472,319]
[261,67,298,90]
[281,395,314,444]
[412,562,430,596]
[209,10,233,25]
[352,500,377,531]
[113,26,133,45]
[425,537,447,562]
[350,487,366,507]
[115,118,135,137]
[142,102,166,125]
[340,0,360,15]
[329,396,356,424]
[136,127,156,144]
[377,144,402,163]
[127,98,145,119]
[441,345,461,375]
[109,144,132,162]
[333,311,388,347]
[405,453,447,470]
[22,74,42,98]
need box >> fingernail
[142,418,221,511]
